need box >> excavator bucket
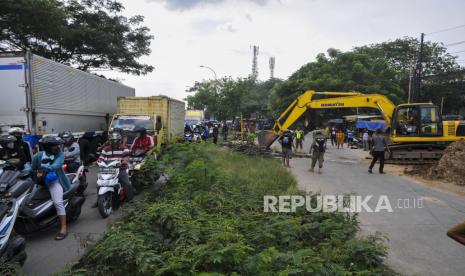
[257,130,278,149]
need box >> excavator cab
[391,104,443,138]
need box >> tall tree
[0,0,154,75]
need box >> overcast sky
[101,0,465,101]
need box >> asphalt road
[288,137,465,276]
[22,167,120,276]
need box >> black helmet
[108,132,122,147]
[59,131,74,144]
[39,135,64,155]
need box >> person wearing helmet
[59,132,80,173]
[98,132,134,201]
[0,134,28,170]
[31,135,70,240]
[130,126,154,154]
[8,127,32,171]
[309,129,327,173]
[279,129,295,167]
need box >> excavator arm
[272,90,396,135]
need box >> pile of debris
[227,141,273,157]
[427,141,465,185]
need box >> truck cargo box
[116,96,185,141]
[0,51,135,134]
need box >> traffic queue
[0,126,154,265]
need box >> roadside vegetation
[64,143,392,275]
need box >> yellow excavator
[261,90,465,164]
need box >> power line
[426,23,465,35]
[445,40,465,47]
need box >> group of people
[185,122,229,144]
[0,126,155,240]
[279,128,327,173]
[328,127,357,149]
[279,126,388,174]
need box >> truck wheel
[98,192,113,218]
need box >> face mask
[14,135,22,141]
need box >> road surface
[22,167,120,276]
[288,139,465,276]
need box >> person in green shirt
[294,127,304,153]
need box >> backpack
[313,137,326,152]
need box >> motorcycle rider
[98,132,134,201]
[130,126,154,154]
[31,136,70,240]
[0,134,28,170]
[59,132,80,173]
[8,127,32,172]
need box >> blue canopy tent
[355,121,385,131]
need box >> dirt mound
[427,141,465,185]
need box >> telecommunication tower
[269,56,275,79]
[250,45,259,79]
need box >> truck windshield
[111,115,153,131]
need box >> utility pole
[414,33,425,102]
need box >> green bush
[62,143,393,275]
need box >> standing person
[212,125,219,144]
[222,122,229,142]
[362,129,369,151]
[347,128,354,148]
[309,130,326,173]
[31,136,70,240]
[330,127,337,147]
[294,127,304,153]
[279,130,294,167]
[336,129,345,149]
[368,129,389,174]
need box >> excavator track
[385,143,445,165]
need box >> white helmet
[8,127,24,135]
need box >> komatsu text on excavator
[261,90,465,164]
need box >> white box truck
[0,51,135,155]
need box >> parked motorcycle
[96,160,129,218]
[0,160,33,265]
[15,167,85,234]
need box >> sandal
[55,232,68,240]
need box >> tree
[270,37,465,117]
[0,0,154,75]
[186,77,280,121]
